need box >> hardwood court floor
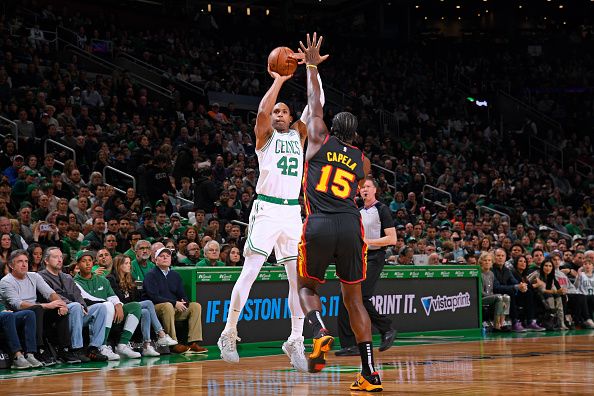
[2,332,594,395]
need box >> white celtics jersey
[256,129,303,200]
[576,272,594,295]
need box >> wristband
[306,64,318,69]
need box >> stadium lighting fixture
[558,5,564,8]
[246,7,250,15]
[207,3,211,12]
[456,5,461,9]
[227,5,231,13]
[266,9,270,15]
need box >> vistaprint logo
[420,292,471,316]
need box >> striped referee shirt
[360,200,393,251]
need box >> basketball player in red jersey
[297,33,382,392]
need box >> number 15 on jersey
[314,164,356,199]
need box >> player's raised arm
[290,49,326,147]
[300,32,329,159]
[254,66,293,150]
[360,156,372,188]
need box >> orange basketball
[268,46,298,76]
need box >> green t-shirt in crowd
[196,258,226,267]
[61,237,81,265]
[124,248,136,261]
[565,223,581,236]
[74,273,116,300]
[180,256,200,266]
[131,259,155,282]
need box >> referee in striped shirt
[335,176,397,356]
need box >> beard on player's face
[272,118,290,131]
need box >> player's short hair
[331,112,357,143]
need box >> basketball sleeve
[300,74,325,123]
[378,203,394,235]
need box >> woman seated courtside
[479,252,510,331]
[529,259,567,330]
[107,254,178,356]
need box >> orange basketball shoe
[350,371,383,392]
[307,329,334,373]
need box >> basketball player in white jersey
[218,63,325,372]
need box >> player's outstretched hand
[299,32,329,67]
[267,64,293,81]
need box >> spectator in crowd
[0,216,27,250]
[427,252,441,265]
[92,248,113,276]
[38,247,109,362]
[83,217,105,250]
[142,247,207,353]
[73,250,142,359]
[196,240,225,267]
[138,214,160,240]
[492,248,544,332]
[131,240,154,282]
[0,299,42,369]
[0,250,78,365]
[166,238,182,265]
[565,251,585,280]
[480,252,510,331]
[107,254,177,357]
[530,259,567,330]
[104,233,120,257]
[225,246,243,266]
[574,254,594,326]
[146,155,176,207]
[179,242,201,266]
[0,233,13,270]
[550,251,594,329]
[193,167,219,218]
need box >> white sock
[284,259,305,339]
[290,316,305,340]
[223,254,266,333]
